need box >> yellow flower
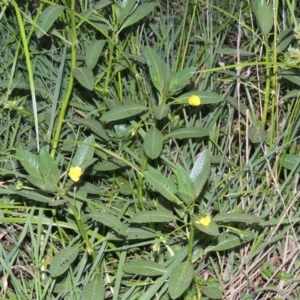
[16,182,23,190]
[68,166,83,182]
[188,95,201,106]
[195,215,211,226]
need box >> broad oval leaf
[201,285,223,299]
[36,5,65,38]
[115,0,137,25]
[16,149,41,178]
[123,260,165,276]
[72,118,109,141]
[101,103,147,123]
[168,67,196,95]
[281,154,300,172]
[73,67,94,91]
[248,125,268,143]
[213,213,263,224]
[18,189,52,203]
[194,218,219,236]
[72,135,95,167]
[144,46,169,94]
[143,127,164,159]
[175,165,194,198]
[165,127,209,140]
[153,104,170,120]
[175,91,222,105]
[120,3,156,31]
[82,277,105,300]
[39,148,60,183]
[168,261,194,299]
[108,225,156,241]
[130,210,178,223]
[144,169,179,203]
[86,40,106,70]
[190,150,210,198]
[252,0,273,38]
[50,246,79,277]
[86,212,127,236]
[93,158,127,171]
[206,230,256,253]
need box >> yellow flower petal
[188,95,201,106]
[68,166,83,182]
[195,215,211,227]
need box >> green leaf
[168,67,196,95]
[86,40,106,70]
[248,125,268,143]
[153,104,170,120]
[50,246,79,277]
[175,165,194,198]
[120,3,156,31]
[130,210,178,223]
[206,230,256,252]
[281,154,300,172]
[26,175,48,191]
[213,213,263,224]
[175,91,223,105]
[252,0,273,38]
[19,189,52,203]
[73,67,94,91]
[226,96,251,117]
[86,212,127,236]
[144,169,179,203]
[101,103,147,123]
[115,0,137,26]
[39,148,60,183]
[168,261,194,299]
[82,276,105,300]
[194,218,219,236]
[36,5,65,38]
[276,28,294,52]
[143,127,164,159]
[190,150,210,198]
[201,285,223,299]
[72,135,95,167]
[123,260,165,276]
[125,226,156,240]
[16,149,41,179]
[176,192,194,206]
[72,118,109,141]
[93,158,127,171]
[144,46,169,94]
[280,69,300,86]
[165,127,209,140]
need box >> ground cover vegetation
[0,0,299,299]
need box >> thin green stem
[12,1,40,151]
[179,2,197,71]
[269,0,279,146]
[187,220,195,263]
[175,0,190,71]
[138,154,148,211]
[262,44,271,128]
[50,0,77,157]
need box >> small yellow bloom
[131,129,137,136]
[68,166,83,182]
[195,215,211,226]
[16,182,24,190]
[188,95,201,106]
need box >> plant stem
[187,220,195,263]
[51,0,77,158]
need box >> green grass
[0,0,300,299]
